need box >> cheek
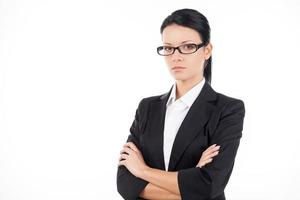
[187,56,205,71]
[164,58,173,68]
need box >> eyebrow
[163,40,194,45]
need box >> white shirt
[163,77,206,171]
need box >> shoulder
[213,91,246,119]
[216,92,245,108]
[201,81,245,114]
[203,82,245,117]
[137,92,167,108]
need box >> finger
[124,142,139,152]
[201,158,213,167]
[120,153,129,160]
[202,144,217,154]
[119,154,128,161]
[122,147,135,155]
[203,145,220,157]
[200,151,218,163]
[119,155,122,161]
[118,160,126,166]
[208,145,220,153]
[206,144,217,151]
[211,147,220,156]
[214,145,221,151]
[120,149,130,155]
[206,145,220,154]
[206,150,219,158]
[204,158,213,165]
[197,157,213,168]
[212,150,219,156]
[202,150,219,160]
[120,149,125,154]
[124,142,136,148]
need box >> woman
[117,8,245,200]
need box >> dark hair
[160,8,212,84]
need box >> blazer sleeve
[117,98,149,200]
[177,99,246,200]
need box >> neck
[175,76,204,100]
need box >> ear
[204,43,213,60]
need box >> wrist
[139,165,151,180]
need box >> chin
[172,75,189,82]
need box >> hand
[118,142,149,178]
[196,144,220,168]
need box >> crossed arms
[117,99,245,200]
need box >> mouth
[172,66,186,71]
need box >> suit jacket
[117,80,245,200]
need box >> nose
[171,48,183,62]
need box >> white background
[1,0,300,199]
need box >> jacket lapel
[144,86,172,170]
[145,80,217,171]
[167,81,217,171]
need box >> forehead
[162,24,202,45]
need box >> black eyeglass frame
[156,43,206,56]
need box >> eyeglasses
[157,43,206,56]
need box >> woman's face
[161,23,212,82]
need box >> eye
[163,46,174,52]
[183,44,196,50]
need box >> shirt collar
[166,77,206,108]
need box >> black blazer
[117,80,245,200]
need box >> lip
[172,66,186,71]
